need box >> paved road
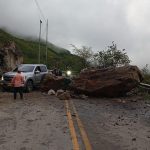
[0,92,72,150]
[0,91,149,150]
[71,97,150,150]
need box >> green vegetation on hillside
[0,29,85,72]
[141,64,150,84]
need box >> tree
[141,64,149,75]
[70,44,93,67]
[141,64,150,84]
[94,42,130,68]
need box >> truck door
[34,66,42,85]
[40,65,48,81]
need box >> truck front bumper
[0,80,13,90]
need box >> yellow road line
[70,100,92,150]
[65,100,80,150]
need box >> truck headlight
[66,70,72,76]
[1,76,4,81]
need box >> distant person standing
[11,70,25,100]
[52,68,62,76]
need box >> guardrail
[139,83,150,92]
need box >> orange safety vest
[11,73,24,87]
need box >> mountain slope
[0,29,84,72]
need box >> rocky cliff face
[0,41,23,71]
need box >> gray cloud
[0,0,150,68]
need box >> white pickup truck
[1,64,48,92]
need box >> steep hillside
[0,29,84,72]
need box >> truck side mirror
[35,70,40,74]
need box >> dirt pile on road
[70,65,143,97]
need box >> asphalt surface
[72,97,150,150]
[0,91,149,150]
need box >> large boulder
[70,65,143,97]
[40,74,71,92]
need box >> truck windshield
[13,66,35,72]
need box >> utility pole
[38,20,42,63]
[45,19,48,65]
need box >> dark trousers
[13,87,23,99]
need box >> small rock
[20,147,26,150]
[132,138,136,141]
[118,116,121,119]
[27,119,34,122]
[56,89,64,96]
[42,92,47,95]
[70,94,80,99]
[79,94,88,99]
[48,89,55,95]
[122,100,126,103]
[114,122,119,126]
[131,99,137,102]
[57,91,71,100]
[146,104,150,107]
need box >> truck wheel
[26,80,33,92]
[40,74,46,84]
[1,87,6,92]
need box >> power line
[33,0,49,64]
[34,0,46,22]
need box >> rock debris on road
[0,91,149,150]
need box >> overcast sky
[0,0,150,68]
